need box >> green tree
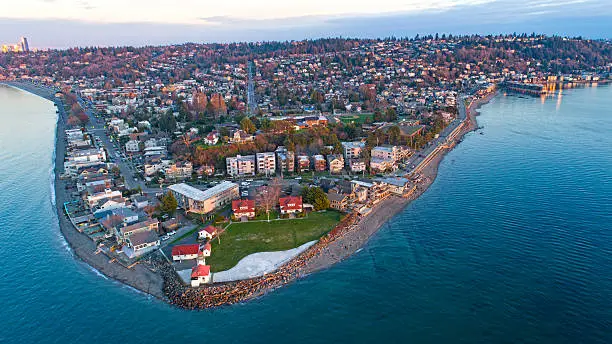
[158,192,178,216]
[302,186,330,211]
[240,117,256,134]
[388,125,401,145]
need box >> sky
[1,0,611,48]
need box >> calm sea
[1,84,611,344]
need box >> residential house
[228,129,254,144]
[132,195,149,209]
[279,196,303,214]
[232,199,256,219]
[125,230,160,258]
[198,225,219,240]
[203,131,219,145]
[327,154,344,174]
[86,189,123,208]
[116,218,159,244]
[196,165,215,177]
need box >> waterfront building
[328,192,349,211]
[377,177,411,196]
[168,182,239,214]
[86,188,123,208]
[125,230,159,258]
[371,146,399,161]
[256,152,276,176]
[172,244,200,261]
[191,264,211,286]
[66,148,107,163]
[226,155,256,177]
[115,218,159,244]
[370,156,396,172]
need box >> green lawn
[338,113,374,125]
[207,211,342,272]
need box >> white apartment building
[226,155,256,177]
[256,152,276,176]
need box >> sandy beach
[6,81,496,309]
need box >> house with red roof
[279,196,303,215]
[190,264,211,286]
[171,244,200,261]
[198,225,219,240]
[199,242,211,258]
[232,199,255,219]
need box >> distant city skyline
[2,0,612,48]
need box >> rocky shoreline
[7,81,495,309]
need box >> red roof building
[232,199,256,219]
[171,244,200,261]
[279,196,303,214]
[198,225,219,240]
[190,264,211,286]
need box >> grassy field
[338,113,374,125]
[207,211,342,272]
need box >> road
[247,61,256,114]
[75,92,161,194]
[401,94,468,176]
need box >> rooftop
[168,181,237,201]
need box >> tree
[158,192,178,216]
[240,117,256,134]
[302,186,329,211]
[388,125,401,145]
[255,177,281,222]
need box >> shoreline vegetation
[5,81,494,309]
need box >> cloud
[0,0,611,48]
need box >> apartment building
[226,155,256,177]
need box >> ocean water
[1,84,611,344]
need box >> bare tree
[254,177,282,222]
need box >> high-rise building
[20,37,29,52]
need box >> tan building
[327,154,344,174]
[226,155,256,177]
[168,181,239,214]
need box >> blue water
[1,84,611,343]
